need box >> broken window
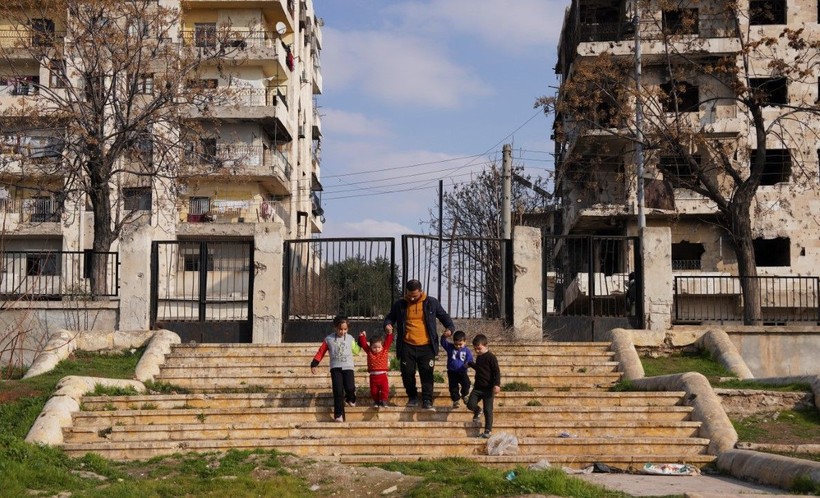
[753,237,790,267]
[663,9,699,35]
[660,80,699,112]
[123,187,152,211]
[750,77,788,106]
[751,149,791,185]
[750,0,786,25]
[671,242,705,270]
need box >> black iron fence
[674,275,820,324]
[283,238,396,320]
[0,250,119,299]
[402,235,512,323]
[543,235,641,318]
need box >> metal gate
[402,234,513,325]
[150,240,254,343]
[282,237,396,342]
[543,235,643,340]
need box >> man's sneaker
[422,400,435,411]
[334,416,344,422]
[472,409,482,422]
[345,400,356,407]
[406,397,418,407]
[479,431,492,439]
[462,395,469,405]
[451,400,460,408]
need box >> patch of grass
[525,400,542,407]
[503,382,534,392]
[140,403,158,410]
[732,409,820,444]
[641,349,734,383]
[610,379,634,392]
[143,380,191,394]
[92,383,139,397]
[716,379,812,391]
[375,457,629,498]
[791,474,820,494]
[433,371,445,384]
[389,357,400,371]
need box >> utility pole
[438,179,443,300]
[501,144,512,326]
[502,144,512,239]
[634,14,645,231]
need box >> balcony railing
[0,29,67,49]
[184,198,290,227]
[674,275,820,324]
[180,29,282,51]
[182,143,290,180]
[0,198,63,223]
[0,250,119,299]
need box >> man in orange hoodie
[384,279,455,410]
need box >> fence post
[512,226,542,340]
[640,227,673,330]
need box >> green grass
[142,380,191,394]
[91,383,140,397]
[715,379,812,391]
[732,409,820,444]
[375,457,630,498]
[503,382,535,392]
[641,349,734,383]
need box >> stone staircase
[62,342,717,469]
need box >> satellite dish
[275,22,287,35]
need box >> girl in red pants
[358,330,393,407]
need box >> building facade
[552,0,820,325]
[0,0,323,343]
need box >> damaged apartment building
[551,0,820,323]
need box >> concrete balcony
[181,0,295,31]
[177,198,290,237]
[180,143,291,194]
[180,29,289,76]
[0,198,64,236]
[185,87,293,142]
[0,29,66,59]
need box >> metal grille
[284,238,396,320]
[402,235,512,323]
[151,241,252,323]
[0,250,118,298]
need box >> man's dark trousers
[400,343,435,403]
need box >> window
[754,237,790,266]
[201,138,218,165]
[84,75,105,102]
[663,9,699,35]
[660,80,699,112]
[187,78,218,90]
[194,23,217,48]
[751,148,791,185]
[750,0,786,25]
[30,18,55,47]
[180,244,215,271]
[26,252,60,276]
[750,77,788,105]
[28,196,58,222]
[189,196,211,216]
[671,241,705,270]
[49,61,66,88]
[123,187,151,211]
[10,76,39,96]
[134,73,154,94]
[659,154,701,179]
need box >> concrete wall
[726,327,820,377]
[0,302,118,366]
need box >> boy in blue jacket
[440,330,474,408]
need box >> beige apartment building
[552,0,820,324]
[0,0,323,345]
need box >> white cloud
[322,108,393,138]
[389,0,566,51]
[322,27,491,109]
[321,218,415,240]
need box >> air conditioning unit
[298,125,305,138]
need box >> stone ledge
[717,449,820,491]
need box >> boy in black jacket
[466,334,501,438]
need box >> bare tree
[540,0,820,323]
[0,0,244,297]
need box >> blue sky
[316,0,566,240]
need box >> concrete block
[135,330,181,382]
[23,329,78,379]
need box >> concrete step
[62,436,710,462]
[80,391,686,411]
[64,420,702,444]
[168,342,613,356]
[155,363,621,377]
[162,352,616,366]
[337,454,717,470]
[70,405,695,426]
[152,372,623,391]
